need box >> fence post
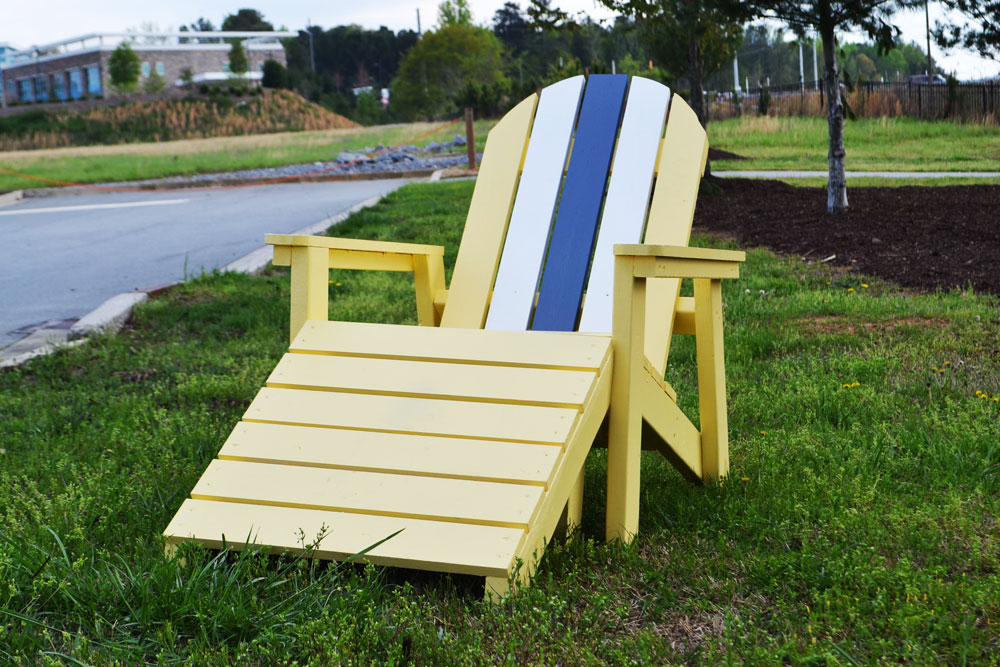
[464,107,476,170]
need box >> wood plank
[694,278,729,480]
[640,371,702,480]
[219,422,560,485]
[642,95,708,374]
[533,74,629,332]
[244,387,578,445]
[190,460,542,528]
[291,320,611,371]
[164,499,522,577]
[577,78,671,334]
[442,93,538,329]
[487,76,585,331]
[267,352,595,408]
[266,234,444,257]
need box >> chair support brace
[606,246,743,543]
[268,234,447,341]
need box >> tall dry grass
[0,90,359,151]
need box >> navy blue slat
[531,74,629,331]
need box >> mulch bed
[692,178,1000,295]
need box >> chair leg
[694,278,730,481]
[607,258,645,543]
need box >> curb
[0,187,401,369]
[0,190,24,208]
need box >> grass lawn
[0,120,496,192]
[709,115,1000,172]
[1,180,998,663]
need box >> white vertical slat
[485,76,585,331]
[577,78,671,333]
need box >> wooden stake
[465,107,476,169]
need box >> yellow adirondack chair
[163,75,745,598]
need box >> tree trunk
[685,11,711,176]
[820,20,848,213]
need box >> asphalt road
[0,178,415,349]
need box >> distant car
[907,74,947,85]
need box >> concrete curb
[1,186,402,369]
[0,190,24,208]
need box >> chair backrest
[440,75,707,372]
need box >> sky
[3,0,998,80]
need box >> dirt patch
[694,178,1000,295]
[795,315,949,337]
[708,148,748,161]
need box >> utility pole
[733,56,740,92]
[812,34,819,89]
[799,40,805,92]
[925,0,934,77]
[306,18,315,71]
[416,8,422,36]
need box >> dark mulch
[693,178,1000,295]
[707,148,749,161]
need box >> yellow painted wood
[327,250,414,272]
[606,255,645,543]
[412,253,446,326]
[266,233,444,257]
[673,296,696,336]
[191,459,542,528]
[508,353,613,593]
[245,387,578,445]
[642,357,677,402]
[288,245,329,342]
[164,499,522,577]
[694,278,730,480]
[615,244,747,261]
[267,352,595,408]
[219,422,560,486]
[441,93,538,328]
[631,256,741,280]
[640,372,702,480]
[291,320,610,371]
[642,96,708,375]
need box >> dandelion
[944,361,950,366]
[861,283,869,288]
[847,287,855,293]
[741,477,750,483]
[760,430,767,435]
[938,368,945,374]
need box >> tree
[933,1,1000,60]
[438,0,473,27]
[109,42,140,95]
[143,70,166,94]
[222,9,273,32]
[738,0,923,213]
[229,40,249,75]
[391,24,508,119]
[262,59,288,88]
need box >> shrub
[261,59,288,89]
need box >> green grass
[1,180,998,663]
[0,120,495,192]
[709,115,1000,172]
[737,176,1000,188]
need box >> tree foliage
[933,0,1000,61]
[390,24,508,119]
[229,40,249,74]
[221,9,273,32]
[262,59,288,88]
[109,42,141,95]
[437,0,473,27]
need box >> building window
[18,79,33,102]
[222,63,230,73]
[69,69,84,99]
[155,62,165,76]
[52,73,67,101]
[141,62,150,77]
[86,66,101,95]
[34,76,48,101]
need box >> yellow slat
[441,93,538,328]
[640,371,702,480]
[291,320,610,371]
[191,460,542,528]
[266,234,444,257]
[165,499,521,578]
[643,95,708,374]
[245,387,577,445]
[267,352,595,408]
[219,422,560,485]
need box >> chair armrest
[614,244,744,280]
[267,234,444,272]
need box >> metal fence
[707,79,1000,122]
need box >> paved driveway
[0,178,415,349]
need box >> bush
[262,59,288,89]
[143,71,167,95]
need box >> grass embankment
[0,120,496,192]
[1,181,997,663]
[709,115,1000,174]
[0,90,356,152]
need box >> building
[1,31,294,107]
